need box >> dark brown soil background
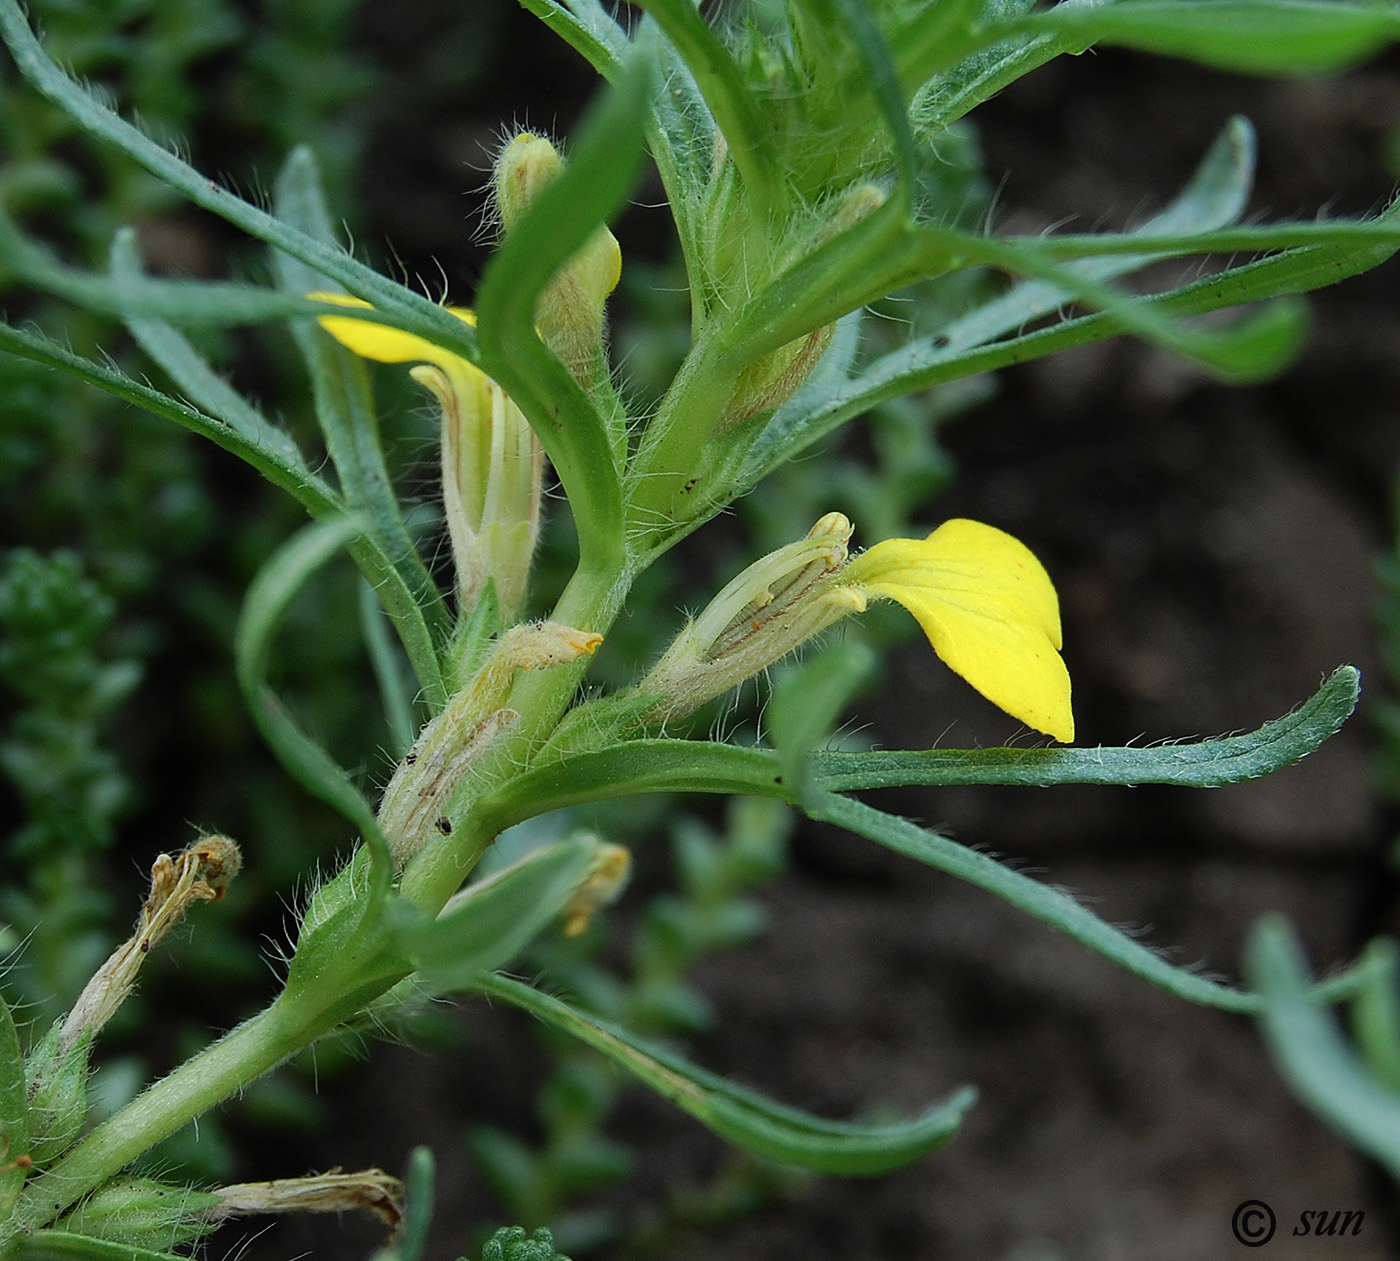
[219,9,1400,1261]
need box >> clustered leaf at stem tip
[640,514,1074,743]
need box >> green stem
[625,335,739,540]
[18,999,305,1227]
[397,557,635,913]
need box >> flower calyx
[377,622,603,862]
[637,512,860,726]
[56,836,242,1057]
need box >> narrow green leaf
[1349,938,1400,1096]
[0,986,29,1218]
[944,112,1256,344]
[971,229,1309,382]
[370,1147,435,1261]
[648,37,718,289]
[272,146,348,297]
[828,0,919,195]
[12,1233,188,1261]
[474,58,650,575]
[359,579,419,758]
[918,10,1077,127]
[632,0,780,214]
[888,0,987,91]
[743,215,1392,487]
[477,667,1359,836]
[0,0,495,359]
[809,788,1267,1012]
[0,320,342,518]
[272,148,449,706]
[767,642,877,797]
[235,516,393,884]
[1014,206,1400,263]
[1031,0,1400,77]
[516,0,628,78]
[0,202,310,325]
[395,839,599,989]
[1247,916,1400,1179]
[743,115,1256,481]
[0,303,441,708]
[108,230,308,472]
[481,973,976,1174]
[814,666,1358,789]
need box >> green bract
[0,0,1396,1254]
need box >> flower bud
[637,513,863,725]
[314,296,543,619]
[560,842,632,937]
[492,131,622,387]
[721,183,886,431]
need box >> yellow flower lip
[309,292,478,374]
[845,518,1074,743]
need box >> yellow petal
[310,292,478,376]
[851,518,1073,742]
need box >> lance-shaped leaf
[394,838,601,990]
[1027,0,1400,77]
[1350,939,1400,1096]
[235,516,393,885]
[814,665,1358,790]
[474,668,1359,832]
[828,0,919,194]
[0,200,311,326]
[633,0,779,214]
[0,986,28,1218]
[10,1233,191,1261]
[647,34,718,289]
[723,194,1307,387]
[806,788,1368,1015]
[516,0,629,79]
[369,1148,435,1261]
[742,214,1395,488]
[107,230,309,474]
[808,788,1262,1011]
[272,147,449,706]
[1246,916,1400,1180]
[0,0,491,357]
[0,321,341,519]
[480,973,975,1174]
[767,641,877,799]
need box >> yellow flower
[844,519,1074,743]
[311,294,542,619]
